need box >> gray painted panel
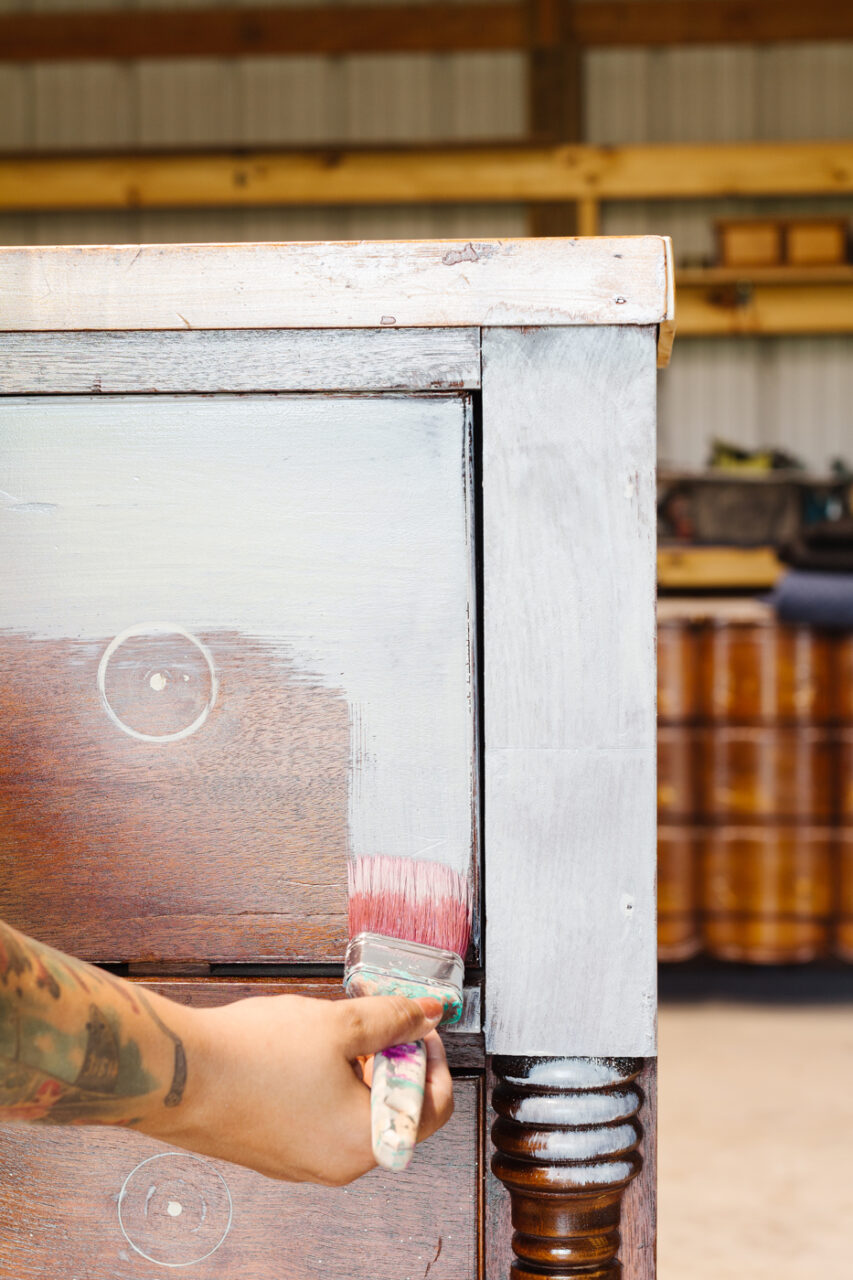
[485,747,656,1057]
[483,326,657,1057]
[483,326,657,752]
[0,392,476,879]
[0,328,481,393]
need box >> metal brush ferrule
[343,932,465,1026]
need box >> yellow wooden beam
[1,141,852,212]
[677,271,853,337]
[658,546,782,590]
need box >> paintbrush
[344,854,472,1172]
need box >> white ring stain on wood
[96,623,218,744]
[117,1152,233,1268]
[1,393,476,872]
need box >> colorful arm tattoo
[0,920,186,1127]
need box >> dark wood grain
[489,1056,646,1279]
[485,1059,657,1278]
[620,1059,656,1280]
[139,976,485,1070]
[485,1062,515,1280]
[702,825,834,963]
[0,1078,481,1279]
[0,632,351,964]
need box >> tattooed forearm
[0,919,188,1127]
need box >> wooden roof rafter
[1,140,851,210]
[0,0,851,62]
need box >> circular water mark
[117,1152,233,1267]
[97,624,217,743]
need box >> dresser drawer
[0,393,477,964]
[0,976,482,1279]
[0,1108,480,1278]
[0,1102,480,1280]
[0,239,668,1280]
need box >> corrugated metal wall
[1,1,852,469]
[0,0,529,246]
[588,42,853,472]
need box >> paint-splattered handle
[370,1039,427,1172]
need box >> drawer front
[0,977,483,1277]
[0,1089,481,1279]
[0,394,477,963]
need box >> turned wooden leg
[490,1056,644,1280]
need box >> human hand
[144,993,452,1185]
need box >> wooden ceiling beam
[569,0,853,47]
[678,275,853,337]
[0,1,851,62]
[0,4,525,61]
[1,142,850,211]
[527,0,585,237]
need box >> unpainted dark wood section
[0,632,351,964]
[619,1059,656,1279]
[0,1078,481,1278]
[487,1057,652,1279]
[140,977,485,1070]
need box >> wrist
[136,996,218,1146]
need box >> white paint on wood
[0,328,481,394]
[0,393,475,878]
[485,749,656,1057]
[484,327,657,753]
[0,238,672,346]
[483,326,657,1057]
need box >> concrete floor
[658,1001,853,1278]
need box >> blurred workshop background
[2,2,853,1276]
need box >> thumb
[339,995,443,1058]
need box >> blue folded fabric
[768,570,853,629]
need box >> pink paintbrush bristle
[348,855,472,959]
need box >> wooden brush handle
[370,1040,427,1172]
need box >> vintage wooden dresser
[0,237,672,1279]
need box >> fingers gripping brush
[344,855,472,1172]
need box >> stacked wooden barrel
[657,612,701,960]
[698,613,835,962]
[657,600,839,963]
[837,638,853,960]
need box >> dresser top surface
[0,236,675,364]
